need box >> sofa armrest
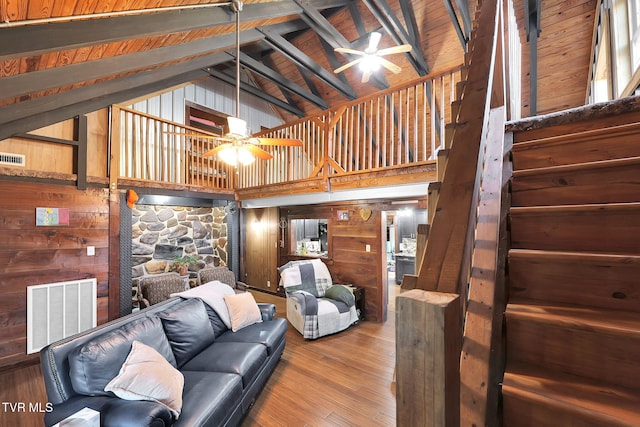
[258,303,276,321]
[44,396,172,427]
[236,280,248,292]
[101,398,173,427]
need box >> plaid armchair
[137,273,186,308]
[197,266,247,293]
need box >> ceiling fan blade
[368,31,382,51]
[202,143,232,157]
[361,69,371,83]
[242,144,273,160]
[163,131,218,139]
[378,57,402,74]
[377,44,413,56]
[334,57,365,74]
[254,137,303,146]
[334,47,366,56]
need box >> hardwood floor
[0,288,398,426]
[244,289,397,427]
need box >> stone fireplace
[131,204,228,288]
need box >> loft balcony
[112,66,461,200]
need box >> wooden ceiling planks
[0,0,600,134]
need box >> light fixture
[215,0,256,166]
[200,0,302,165]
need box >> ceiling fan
[333,32,412,83]
[193,0,302,166]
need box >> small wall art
[337,210,350,221]
[36,207,69,226]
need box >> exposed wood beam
[455,0,473,39]
[0,1,300,61]
[206,69,305,118]
[0,50,235,140]
[362,0,429,75]
[295,0,388,89]
[0,19,312,106]
[298,67,323,99]
[261,55,305,113]
[443,0,468,48]
[0,32,246,101]
[258,27,357,100]
[235,51,329,109]
[399,0,421,46]
[525,0,542,116]
[347,1,367,36]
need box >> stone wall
[131,204,228,287]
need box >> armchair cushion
[139,273,185,307]
[197,267,247,292]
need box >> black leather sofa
[40,296,287,426]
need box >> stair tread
[510,201,640,214]
[512,155,640,176]
[503,363,640,423]
[508,248,640,263]
[506,300,640,335]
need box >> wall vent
[0,152,25,167]
[27,279,97,354]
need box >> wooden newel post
[396,289,461,427]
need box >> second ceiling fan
[334,31,412,83]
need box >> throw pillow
[171,281,235,329]
[104,341,184,419]
[324,285,355,307]
[223,292,263,332]
[68,316,176,397]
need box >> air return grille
[0,152,25,167]
[27,279,97,354]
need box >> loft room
[2,0,640,425]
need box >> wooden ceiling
[0,0,597,141]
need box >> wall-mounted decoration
[337,210,350,221]
[360,208,372,221]
[36,207,69,226]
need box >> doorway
[383,207,427,312]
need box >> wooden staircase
[502,104,640,425]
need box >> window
[289,219,328,258]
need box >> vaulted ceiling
[0,0,597,141]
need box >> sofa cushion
[181,342,267,388]
[172,281,235,329]
[223,292,263,332]
[204,304,229,338]
[104,341,184,418]
[216,318,288,356]
[174,371,243,427]
[68,316,176,397]
[158,298,216,368]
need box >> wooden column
[396,289,461,427]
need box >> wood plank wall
[0,180,111,368]
[242,207,280,292]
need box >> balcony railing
[113,65,461,191]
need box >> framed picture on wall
[337,210,349,221]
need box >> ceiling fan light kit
[202,0,302,167]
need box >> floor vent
[27,279,97,354]
[0,152,25,167]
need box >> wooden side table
[343,285,365,321]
